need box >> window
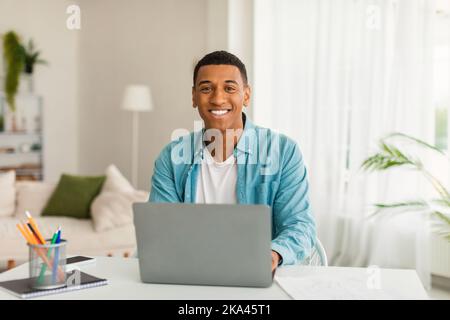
[433,4,450,151]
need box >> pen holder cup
[28,239,67,290]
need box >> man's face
[192,64,251,132]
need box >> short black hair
[193,51,248,86]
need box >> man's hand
[271,250,281,272]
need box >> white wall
[78,0,207,190]
[206,0,229,52]
[0,0,79,182]
[228,0,254,82]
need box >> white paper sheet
[275,275,396,300]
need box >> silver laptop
[133,203,273,288]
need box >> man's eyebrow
[197,80,239,86]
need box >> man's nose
[209,88,226,105]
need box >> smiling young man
[149,51,316,272]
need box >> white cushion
[91,190,149,232]
[90,164,148,232]
[0,171,16,217]
[102,164,135,193]
[14,181,56,217]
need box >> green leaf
[432,211,450,225]
[386,132,445,155]
[21,37,47,74]
[374,201,428,209]
[431,198,450,207]
[2,31,24,112]
[368,200,429,218]
[380,141,394,156]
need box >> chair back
[298,238,328,266]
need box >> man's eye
[200,87,211,93]
[225,87,236,93]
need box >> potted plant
[2,31,47,132]
[2,31,24,113]
[21,39,47,92]
[361,133,450,241]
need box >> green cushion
[42,174,106,219]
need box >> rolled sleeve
[271,142,316,265]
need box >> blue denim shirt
[149,113,316,265]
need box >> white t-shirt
[195,148,237,204]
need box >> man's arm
[271,142,316,265]
[149,145,182,203]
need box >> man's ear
[192,86,197,108]
[243,84,251,107]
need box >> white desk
[0,257,428,300]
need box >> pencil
[27,222,43,245]
[16,223,34,244]
[25,211,46,244]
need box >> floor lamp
[121,85,153,188]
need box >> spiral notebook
[0,270,108,299]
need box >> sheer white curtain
[254,0,436,287]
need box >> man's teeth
[211,110,230,115]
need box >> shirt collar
[193,112,255,162]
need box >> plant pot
[4,107,21,132]
[19,73,34,94]
[11,113,18,132]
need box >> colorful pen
[38,227,59,284]
[52,228,62,284]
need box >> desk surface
[0,257,428,300]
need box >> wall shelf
[0,93,44,181]
[0,132,41,136]
[0,151,42,155]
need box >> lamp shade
[121,85,154,112]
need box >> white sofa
[0,165,149,269]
